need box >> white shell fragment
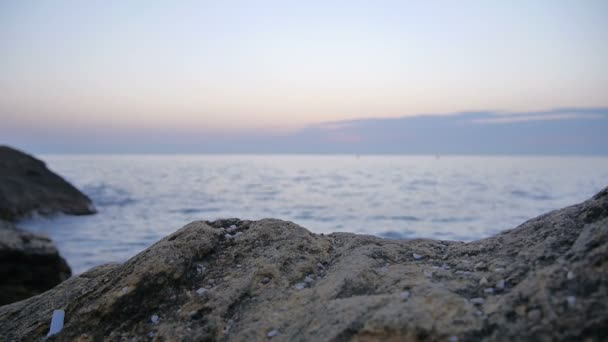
[47,309,65,337]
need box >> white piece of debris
[196,287,207,296]
[267,329,279,338]
[151,314,159,324]
[400,291,410,299]
[567,271,575,280]
[47,309,65,337]
[294,282,306,290]
[470,297,485,305]
[412,253,423,260]
[567,296,576,308]
[496,279,505,290]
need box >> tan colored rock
[0,187,607,341]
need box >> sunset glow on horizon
[1,1,607,145]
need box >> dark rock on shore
[0,145,95,221]
[1,188,606,341]
[0,220,72,306]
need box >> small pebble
[484,288,494,295]
[423,270,433,278]
[449,336,459,342]
[294,282,306,290]
[234,232,243,238]
[567,271,575,280]
[317,262,325,269]
[470,297,484,305]
[224,234,234,239]
[148,332,154,338]
[261,277,271,284]
[479,277,488,286]
[121,286,129,294]
[196,287,207,296]
[151,315,159,324]
[527,309,542,321]
[229,224,237,229]
[455,270,472,276]
[474,262,486,270]
[412,253,423,260]
[567,296,576,308]
[267,329,279,338]
[400,291,410,299]
[304,275,314,284]
[496,279,505,290]
[494,267,504,272]
[236,264,242,268]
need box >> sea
[20,154,608,274]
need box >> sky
[1,1,607,153]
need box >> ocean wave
[82,183,136,207]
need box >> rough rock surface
[0,145,95,221]
[0,220,72,305]
[1,187,607,341]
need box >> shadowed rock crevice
[0,187,607,341]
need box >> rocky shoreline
[0,186,606,341]
[0,146,95,305]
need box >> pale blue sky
[1,1,607,152]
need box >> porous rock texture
[0,220,72,305]
[0,145,95,221]
[0,187,606,341]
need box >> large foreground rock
[0,145,95,221]
[0,220,72,306]
[1,188,607,341]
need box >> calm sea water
[21,155,608,273]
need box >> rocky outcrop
[1,188,606,341]
[0,220,72,306]
[0,145,95,221]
